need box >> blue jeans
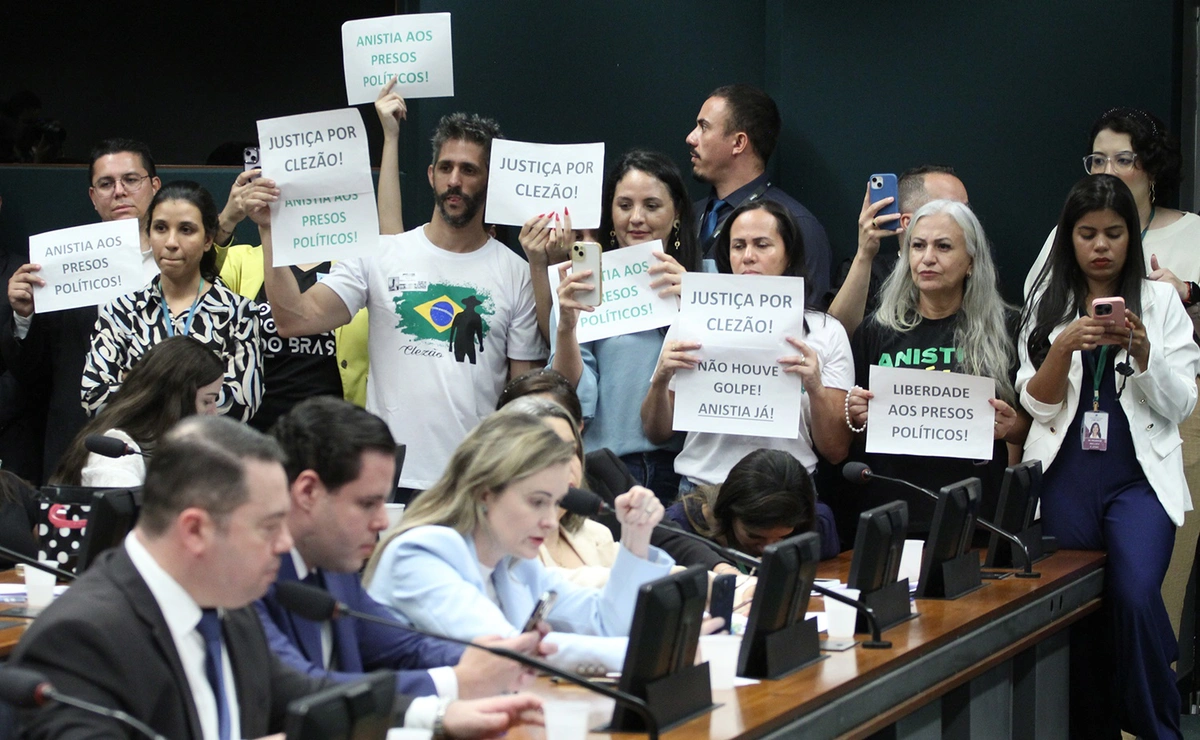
[619,449,682,506]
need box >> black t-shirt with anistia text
[837,311,1014,540]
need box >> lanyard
[1140,205,1155,242]
[706,181,770,246]
[164,279,204,338]
[1087,345,1109,411]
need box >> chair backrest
[75,488,142,573]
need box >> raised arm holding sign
[341,13,454,104]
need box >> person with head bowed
[54,335,224,488]
[257,396,543,719]
[1019,174,1200,739]
[80,180,262,421]
[523,149,700,502]
[11,415,545,740]
[663,447,837,564]
[364,411,675,673]
[641,199,853,557]
[843,200,1026,538]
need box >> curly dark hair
[1089,107,1182,204]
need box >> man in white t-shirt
[248,112,547,491]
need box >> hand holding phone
[569,242,603,307]
[522,590,557,632]
[1091,296,1126,325]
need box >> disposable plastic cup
[699,633,743,691]
[825,588,861,638]
[384,503,406,531]
[899,539,924,586]
[24,564,57,608]
[542,700,591,740]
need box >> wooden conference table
[526,549,1106,740]
[0,551,1105,737]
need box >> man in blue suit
[256,396,541,726]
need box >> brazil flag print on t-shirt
[393,282,495,365]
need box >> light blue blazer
[365,525,674,672]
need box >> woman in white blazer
[363,411,674,673]
[1019,174,1200,739]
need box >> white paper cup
[542,699,590,740]
[699,633,742,691]
[24,564,57,608]
[384,503,406,531]
[899,539,924,586]
[824,587,861,639]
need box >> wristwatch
[432,702,449,740]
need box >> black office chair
[75,488,141,572]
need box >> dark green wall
[2,1,1182,304]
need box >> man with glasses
[0,138,161,482]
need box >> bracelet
[1185,281,1200,307]
[844,385,867,433]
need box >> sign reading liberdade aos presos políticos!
[29,219,143,313]
[545,240,679,343]
[257,108,380,268]
[342,13,454,105]
[671,273,806,438]
[865,365,995,460]
[484,140,604,229]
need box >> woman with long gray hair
[843,199,1028,537]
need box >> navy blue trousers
[1042,481,1180,739]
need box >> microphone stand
[658,524,892,649]
[864,471,1040,579]
[0,544,76,581]
[316,599,662,740]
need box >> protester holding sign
[642,200,853,507]
[81,181,263,421]
[541,150,699,501]
[842,200,1025,537]
[1018,175,1200,739]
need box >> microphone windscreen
[0,667,50,708]
[560,487,605,517]
[842,462,872,484]
[84,434,131,459]
[275,580,339,622]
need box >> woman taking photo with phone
[523,150,699,502]
[1019,174,1199,739]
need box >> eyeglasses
[1083,152,1138,175]
[92,173,153,194]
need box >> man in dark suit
[258,397,541,721]
[11,415,542,739]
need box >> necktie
[196,609,231,740]
[300,570,331,669]
[699,198,728,249]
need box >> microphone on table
[0,666,167,740]
[560,487,893,649]
[274,580,664,740]
[84,434,148,459]
[841,462,1040,579]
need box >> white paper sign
[484,140,604,228]
[671,273,807,438]
[29,220,143,313]
[257,108,380,267]
[865,365,995,460]
[546,241,678,343]
[342,13,454,104]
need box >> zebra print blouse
[81,277,263,421]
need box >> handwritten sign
[342,13,454,104]
[257,108,380,267]
[484,140,604,229]
[671,273,806,438]
[865,365,995,459]
[546,241,678,343]
[29,220,143,313]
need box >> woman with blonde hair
[365,412,673,671]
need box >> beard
[435,186,482,227]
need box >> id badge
[1081,411,1109,451]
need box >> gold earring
[1150,180,1157,204]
